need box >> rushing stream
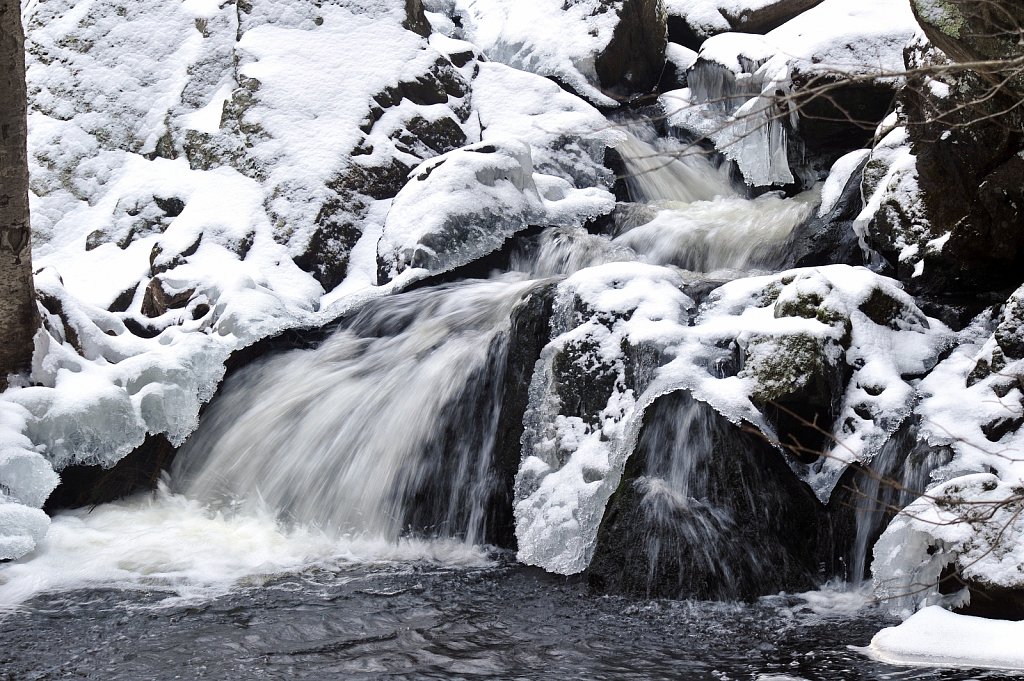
[0,125,994,679]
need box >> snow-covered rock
[872,286,1024,615]
[664,0,919,186]
[665,0,823,47]
[453,0,667,107]
[515,263,951,574]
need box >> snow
[818,149,869,217]
[452,0,623,106]
[866,606,1024,671]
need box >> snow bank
[867,606,1024,671]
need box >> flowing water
[0,124,990,679]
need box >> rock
[863,37,1024,300]
[376,139,614,283]
[588,390,826,599]
[376,141,545,283]
[593,0,668,101]
[666,0,825,50]
[785,152,868,268]
[140,277,196,318]
[455,0,666,106]
[404,0,432,37]
[911,0,1024,100]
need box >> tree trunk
[0,0,36,390]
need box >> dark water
[0,559,1011,681]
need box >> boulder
[588,390,826,599]
[455,0,667,106]
[862,37,1024,301]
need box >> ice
[866,606,1024,671]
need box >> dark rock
[403,0,431,38]
[667,0,824,49]
[911,0,1024,101]
[44,434,177,512]
[865,36,1024,299]
[789,72,896,175]
[594,0,667,100]
[723,0,824,33]
[588,390,826,599]
[140,277,195,318]
[785,155,868,268]
[108,284,138,314]
[947,574,1024,621]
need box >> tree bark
[0,0,36,390]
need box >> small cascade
[846,424,949,583]
[614,129,734,205]
[613,188,818,272]
[610,122,818,274]
[173,278,542,545]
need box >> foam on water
[0,484,489,610]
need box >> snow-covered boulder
[872,285,1024,618]
[514,263,950,577]
[453,0,667,107]
[861,36,1024,305]
[376,139,615,282]
[377,141,545,280]
[515,263,694,574]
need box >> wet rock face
[593,0,668,100]
[785,156,867,269]
[588,391,826,600]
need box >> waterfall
[847,424,948,583]
[614,129,734,205]
[172,278,542,545]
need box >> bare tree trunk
[0,0,36,391]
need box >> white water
[0,484,488,609]
[174,278,538,542]
[612,126,818,273]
